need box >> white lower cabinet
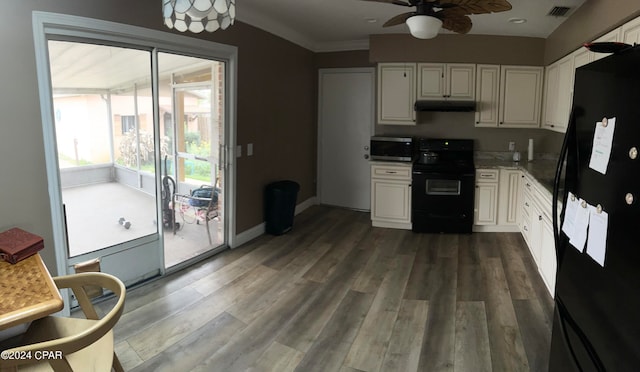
[540,213,557,294]
[474,168,521,231]
[519,173,557,297]
[371,162,412,229]
[474,169,499,225]
[498,169,521,225]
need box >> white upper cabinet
[475,64,500,127]
[417,63,445,99]
[417,63,475,101]
[622,16,640,45]
[377,63,416,125]
[571,28,622,70]
[475,65,543,129]
[542,63,559,130]
[573,47,592,70]
[593,28,621,62]
[498,66,543,128]
[543,54,574,133]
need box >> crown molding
[314,39,370,52]
[236,7,369,53]
[236,7,316,51]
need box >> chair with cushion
[173,184,221,245]
[0,272,126,372]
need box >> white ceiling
[235,0,587,51]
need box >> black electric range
[412,138,476,233]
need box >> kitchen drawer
[476,169,499,183]
[522,175,535,194]
[371,163,412,180]
[521,209,532,244]
[522,189,534,217]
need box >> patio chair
[0,272,125,371]
[173,184,220,245]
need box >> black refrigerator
[549,45,640,371]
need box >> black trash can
[265,180,300,235]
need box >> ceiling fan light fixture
[406,15,443,39]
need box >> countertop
[475,157,562,200]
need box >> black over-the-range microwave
[370,136,414,162]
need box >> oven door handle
[412,171,474,177]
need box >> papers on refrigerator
[586,208,608,267]
[569,199,591,253]
[562,192,580,239]
[563,194,610,267]
[589,117,616,175]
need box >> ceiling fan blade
[360,0,412,7]
[440,15,473,34]
[436,0,512,15]
[383,12,415,27]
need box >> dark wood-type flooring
[102,205,554,371]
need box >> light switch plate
[236,145,242,157]
[508,141,516,151]
[247,143,253,156]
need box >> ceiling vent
[548,6,572,17]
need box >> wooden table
[0,254,63,331]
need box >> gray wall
[369,34,546,65]
[2,1,316,274]
[545,0,640,64]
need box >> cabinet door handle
[524,226,528,231]
[539,215,543,221]
[525,202,529,207]
[386,171,397,174]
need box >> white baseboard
[232,222,265,248]
[231,196,318,248]
[295,196,317,216]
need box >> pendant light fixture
[163,0,236,33]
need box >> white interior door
[318,68,374,210]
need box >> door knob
[364,145,369,151]
[364,154,370,160]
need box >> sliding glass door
[49,40,163,283]
[159,53,227,268]
[34,12,237,288]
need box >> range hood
[414,100,476,112]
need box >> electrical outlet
[247,143,253,156]
[236,145,242,157]
[508,141,516,151]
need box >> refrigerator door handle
[555,296,607,371]
[553,107,577,267]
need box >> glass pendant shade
[163,0,236,33]
[406,15,443,39]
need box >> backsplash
[475,151,559,161]
[375,111,565,154]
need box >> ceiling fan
[362,0,513,39]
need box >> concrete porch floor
[62,182,224,268]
